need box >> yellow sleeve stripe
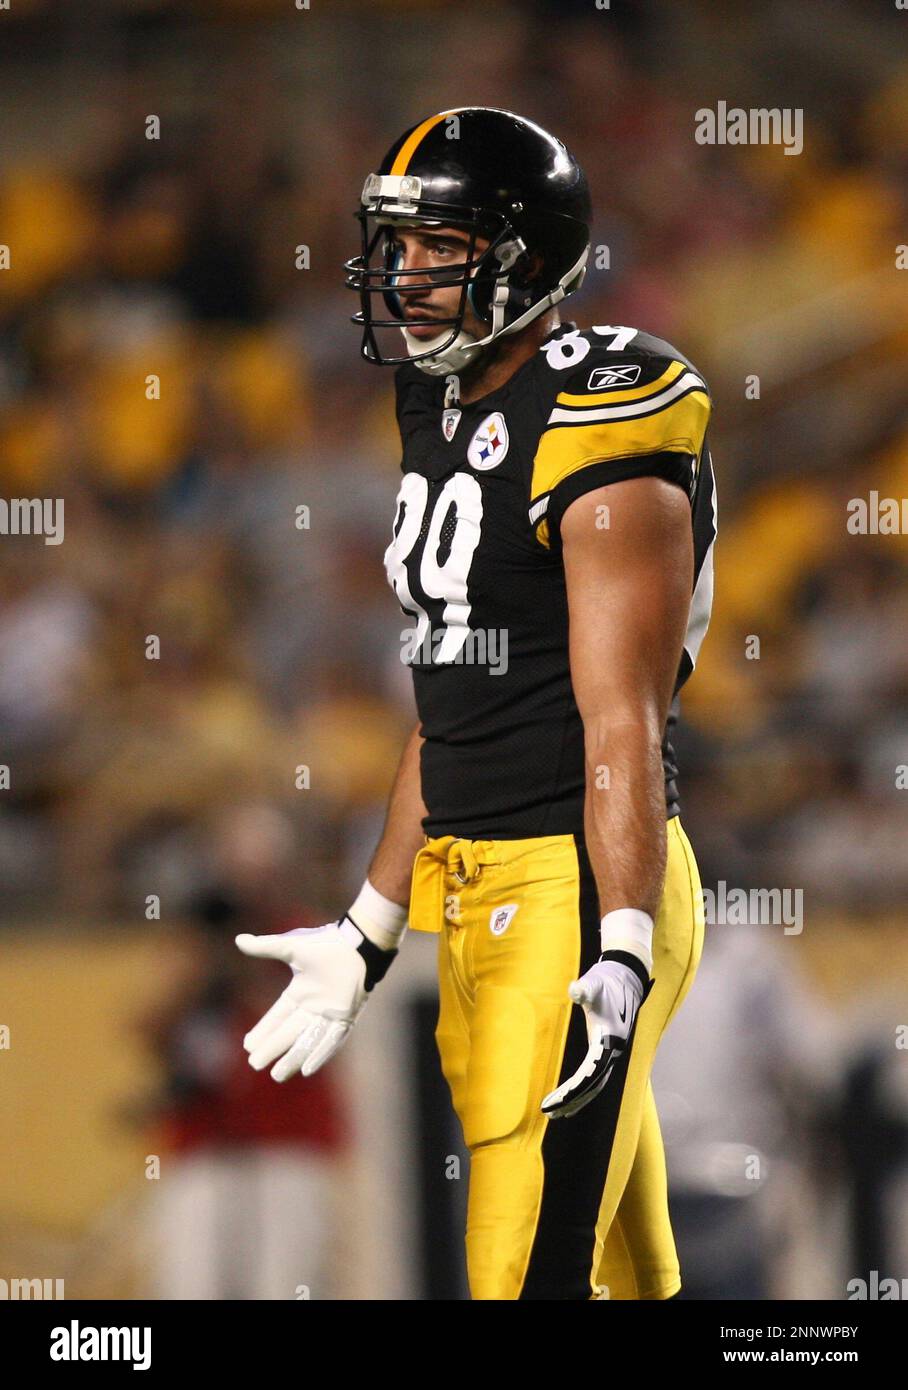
[554,360,686,409]
[531,384,710,502]
[548,369,707,425]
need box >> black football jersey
[385,321,717,838]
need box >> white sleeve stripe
[683,464,717,671]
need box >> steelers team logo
[467,412,510,471]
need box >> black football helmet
[343,107,592,376]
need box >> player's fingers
[247,1007,318,1072]
[540,1068,583,1118]
[300,1019,350,1076]
[242,991,297,1053]
[568,975,599,1008]
[541,1042,596,1116]
[235,932,299,966]
[541,1032,619,1119]
[269,1015,333,1083]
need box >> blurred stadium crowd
[2,0,907,925]
[1,0,908,1298]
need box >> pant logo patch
[489,903,519,936]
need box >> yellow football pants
[408,817,705,1300]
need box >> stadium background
[1,0,907,1299]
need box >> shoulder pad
[537,325,709,399]
[529,325,711,547]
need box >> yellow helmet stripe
[390,110,459,176]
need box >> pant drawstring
[449,839,480,884]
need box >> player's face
[386,226,490,340]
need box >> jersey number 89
[384,472,483,664]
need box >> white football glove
[236,914,398,1083]
[541,954,653,1120]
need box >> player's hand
[541,956,652,1119]
[235,917,396,1082]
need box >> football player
[237,107,717,1300]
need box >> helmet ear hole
[468,248,545,322]
[511,250,544,289]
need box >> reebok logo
[586,364,641,391]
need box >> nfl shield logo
[489,903,518,936]
[442,407,462,441]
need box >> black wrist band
[599,948,650,996]
[343,914,399,991]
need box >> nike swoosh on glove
[540,953,654,1120]
[235,918,395,1083]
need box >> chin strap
[407,242,589,377]
[402,325,482,376]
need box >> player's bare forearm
[562,475,694,922]
[581,713,669,918]
[366,721,428,908]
